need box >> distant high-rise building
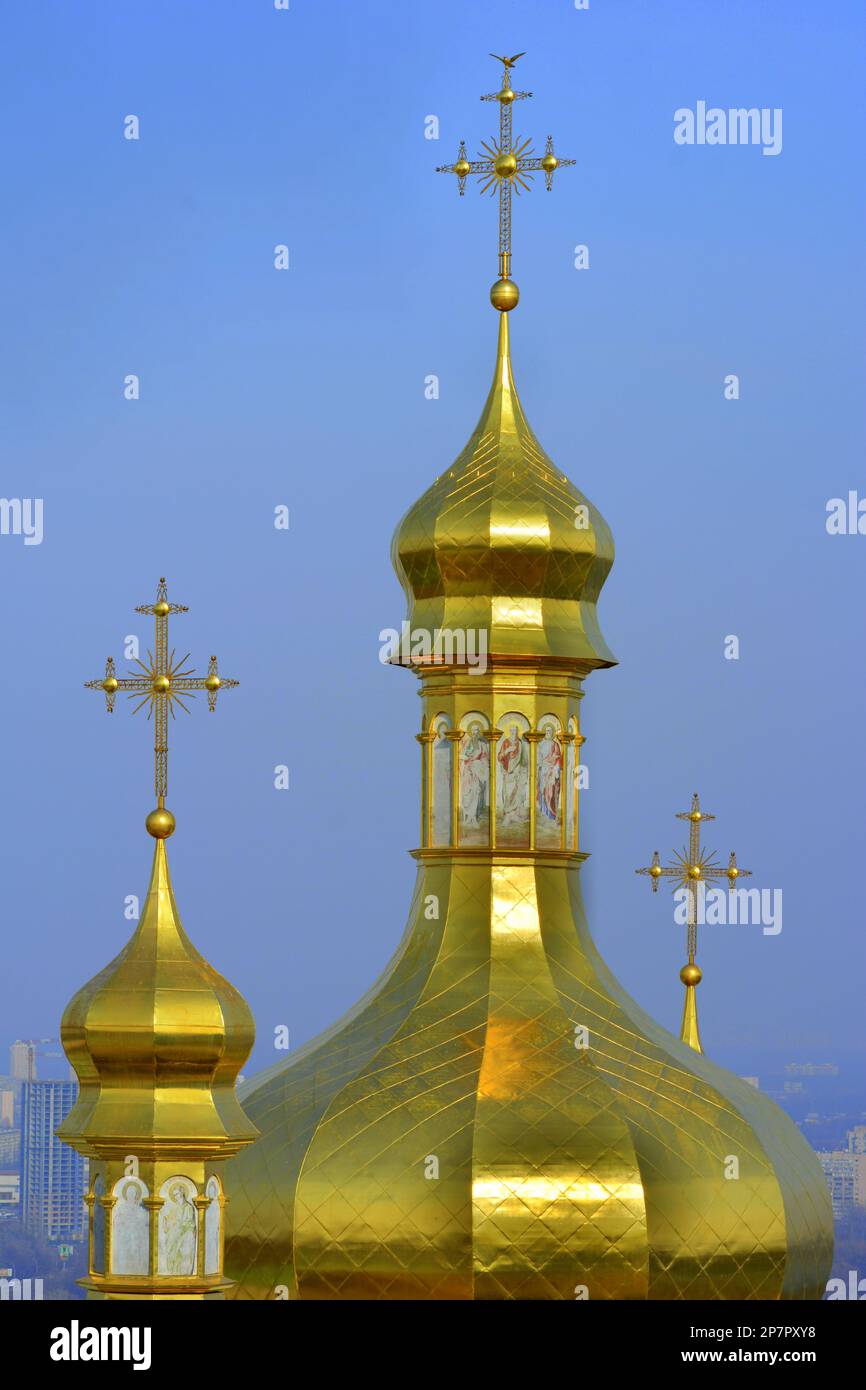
[819,1148,866,1217]
[0,1129,20,1170]
[0,1172,20,1212]
[847,1126,866,1155]
[1,1087,14,1128]
[785,1062,839,1077]
[10,1042,37,1083]
[19,1081,85,1240]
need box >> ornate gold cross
[85,578,237,837]
[636,793,751,1053]
[436,53,575,310]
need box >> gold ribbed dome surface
[223,310,832,1301]
[392,314,616,667]
[225,877,831,1299]
[59,839,257,1160]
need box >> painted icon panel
[111,1175,149,1276]
[536,715,563,849]
[158,1176,198,1276]
[204,1176,221,1276]
[496,713,530,846]
[431,715,452,846]
[459,713,489,846]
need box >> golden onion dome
[391,312,616,668]
[58,839,257,1160]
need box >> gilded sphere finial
[490,278,519,312]
[541,151,558,173]
[146,806,176,839]
[154,600,170,617]
[680,963,702,987]
[205,673,221,692]
[498,87,515,105]
[102,675,119,695]
[494,151,517,179]
[152,674,171,694]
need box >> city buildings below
[9,1042,38,1083]
[786,1062,840,1078]
[0,1085,14,1128]
[818,1129,866,1217]
[0,1173,20,1212]
[19,1081,85,1240]
[0,1129,21,1173]
[847,1125,866,1154]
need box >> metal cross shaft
[636,793,750,961]
[436,54,575,300]
[636,793,751,1054]
[85,577,238,815]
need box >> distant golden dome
[391,313,616,668]
[59,839,256,1160]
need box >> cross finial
[85,579,238,839]
[436,53,575,312]
[636,793,751,1054]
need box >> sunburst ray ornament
[636,793,751,1054]
[436,52,575,311]
[85,577,238,838]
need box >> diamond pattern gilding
[224,312,832,1301]
[225,855,832,1300]
[391,315,616,666]
[472,867,647,1300]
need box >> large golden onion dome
[223,56,832,1302]
[392,313,616,668]
[59,838,257,1159]
[222,305,832,1301]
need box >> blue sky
[0,0,863,1076]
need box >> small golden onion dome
[680,963,703,987]
[392,313,616,667]
[58,839,257,1161]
